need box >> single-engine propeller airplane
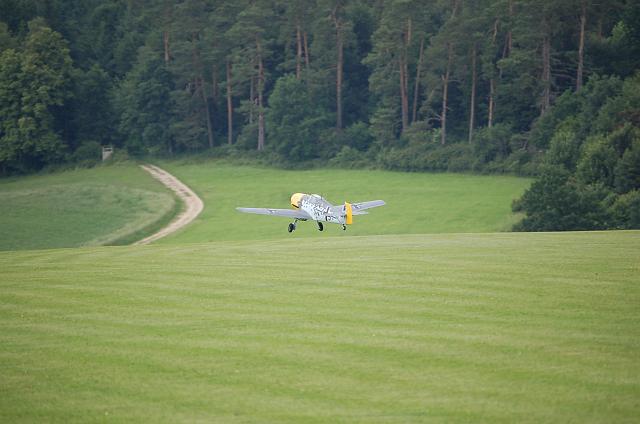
[236,193,385,233]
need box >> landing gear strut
[288,218,299,233]
[317,222,324,232]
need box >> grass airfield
[1,232,639,422]
[156,161,531,243]
[1,162,639,421]
[0,161,531,248]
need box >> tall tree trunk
[257,38,265,151]
[468,43,477,143]
[249,75,255,124]
[192,33,213,148]
[506,0,513,54]
[489,19,498,128]
[412,38,424,123]
[399,56,408,132]
[162,12,173,156]
[441,42,453,146]
[452,0,461,17]
[440,0,460,145]
[399,18,410,132]
[576,0,586,91]
[303,31,310,68]
[296,22,303,80]
[162,2,171,64]
[333,7,343,131]
[163,31,170,64]
[199,76,214,148]
[226,59,233,145]
[500,0,513,79]
[211,64,218,102]
[541,32,551,115]
[336,29,343,130]
[488,78,495,128]
[398,20,411,132]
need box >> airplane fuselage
[236,193,382,233]
[291,193,347,224]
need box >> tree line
[0,0,638,229]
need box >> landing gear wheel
[288,223,295,233]
[342,224,347,231]
[317,222,324,232]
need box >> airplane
[236,193,385,232]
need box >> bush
[328,146,372,169]
[501,149,536,174]
[317,128,346,160]
[447,149,475,172]
[512,165,612,231]
[71,141,102,167]
[376,142,474,173]
[423,144,472,172]
[528,75,624,150]
[517,152,545,176]
[376,147,417,171]
[576,135,618,188]
[343,122,374,152]
[594,73,640,133]
[472,124,513,165]
[528,90,580,149]
[235,122,259,151]
[614,138,640,193]
[608,123,640,156]
[545,125,582,171]
[403,122,435,146]
[609,190,640,229]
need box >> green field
[1,231,638,422]
[0,161,531,249]
[0,164,178,251]
[2,163,638,421]
[156,161,531,243]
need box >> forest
[0,0,639,230]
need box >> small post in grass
[102,146,114,162]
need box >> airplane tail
[344,202,353,225]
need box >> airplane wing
[351,200,385,214]
[236,207,311,219]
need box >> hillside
[156,161,531,243]
[0,164,178,250]
[1,231,638,422]
[0,162,530,249]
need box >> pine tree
[366,0,432,138]
[278,0,315,80]
[424,0,461,145]
[227,0,277,150]
[171,0,215,149]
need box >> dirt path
[134,164,204,245]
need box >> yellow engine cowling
[290,192,305,208]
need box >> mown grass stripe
[1,231,639,422]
